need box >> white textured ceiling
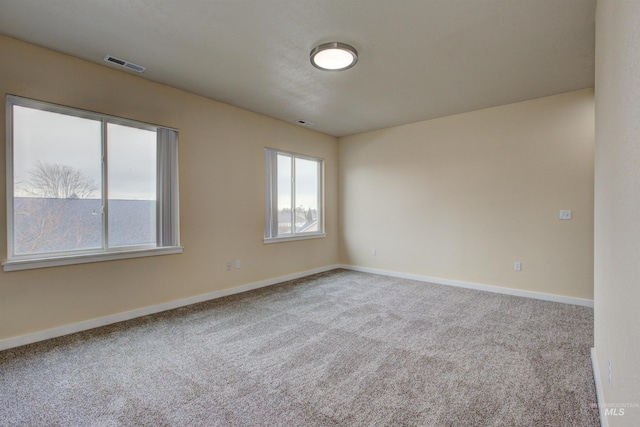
[0,0,595,137]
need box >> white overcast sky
[13,106,156,200]
[277,155,319,211]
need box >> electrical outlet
[225,262,232,271]
[235,260,241,269]
[371,248,376,256]
[559,210,572,220]
[514,262,522,271]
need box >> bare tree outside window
[24,161,98,199]
[14,162,101,254]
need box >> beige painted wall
[339,89,594,300]
[594,0,640,425]
[0,35,339,341]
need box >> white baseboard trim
[339,265,594,307]
[0,264,341,352]
[591,347,609,427]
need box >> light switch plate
[559,210,572,220]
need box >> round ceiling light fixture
[310,42,358,71]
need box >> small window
[4,95,181,271]
[264,148,324,242]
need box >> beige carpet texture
[0,269,599,426]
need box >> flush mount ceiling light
[310,42,358,71]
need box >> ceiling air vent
[296,120,315,127]
[104,55,146,73]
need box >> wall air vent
[104,55,146,73]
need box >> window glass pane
[12,106,102,255]
[294,158,319,233]
[277,154,292,235]
[107,123,157,247]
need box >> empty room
[0,0,638,426]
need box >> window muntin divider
[101,119,109,251]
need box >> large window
[4,95,181,271]
[264,148,324,242]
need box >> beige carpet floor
[0,269,599,426]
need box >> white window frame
[264,148,325,243]
[3,95,182,271]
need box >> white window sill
[264,233,326,244]
[2,246,184,272]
